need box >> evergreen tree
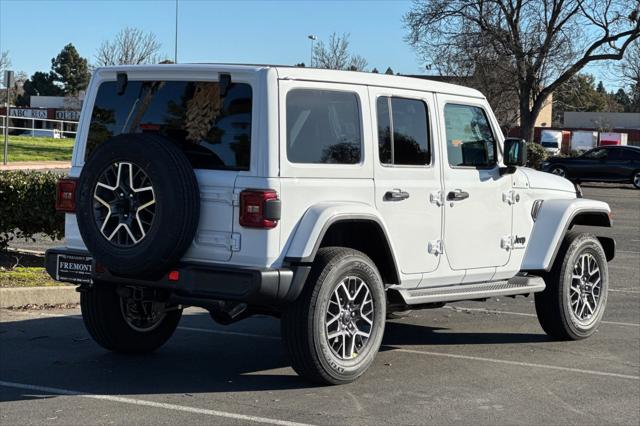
[51,43,90,95]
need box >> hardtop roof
[94,63,486,99]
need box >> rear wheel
[535,232,608,340]
[281,247,386,384]
[632,171,640,189]
[81,282,182,353]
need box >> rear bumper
[45,247,310,306]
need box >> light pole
[307,34,317,67]
[174,0,179,63]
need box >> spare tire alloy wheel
[76,134,200,277]
[94,162,156,246]
[325,276,374,360]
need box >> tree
[619,40,640,111]
[553,73,608,124]
[384,67,394,75]
[313,33,368,71]
[51,43,90,95]
[16,71,64,105]
[371,67,379,73]
[405,0,640,142]
[613,88,631,110]
[95,27,163,66]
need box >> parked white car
[46,65,615,384]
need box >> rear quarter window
[286,89,362,164]
[86,80,252,170]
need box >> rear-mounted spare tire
[76,134,200,277]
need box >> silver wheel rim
[325,276,374,360]
[552,167,565,177]
[634,173,640,187]
[93,162,156,247]
[120,296,167,332]
[569,252,602,326]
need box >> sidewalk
[0,161,71,171]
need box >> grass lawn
[0,267,67,287]
[6,136,74,162]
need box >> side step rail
[396,275,546,305]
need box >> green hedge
[526,142,549,170]
[0,171,65,250]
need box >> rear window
[86,80,252,170]
[286,89,362,164]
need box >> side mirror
[504,138,527,167]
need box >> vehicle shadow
[0,311,548,401]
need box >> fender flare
[521,198,612,271]
[283,202,400,271]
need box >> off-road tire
[81,281,182,354]
[281,247,386,385]
[535,231,608,340]
[76,134,199,277]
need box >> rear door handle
[384,189,410,201]
[447,189,469,201]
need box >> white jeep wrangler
[46,64,615,385]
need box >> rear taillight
[55,178,77,212]
[239,189,280,229]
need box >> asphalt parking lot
[1,184,638,425]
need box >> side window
[286,89,362,164]
[443,104,497,168]
[377,97,430,166]
[627,149,640,160]
[583,148,608,159]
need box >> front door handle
[447,189,469,201]
[384,189,410,201]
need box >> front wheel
[281,247,386,385]
[535,232,608,340]
[550,166,566,178]
[632,171,640,189]
[81,282,182,354]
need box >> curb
[0,161,71,171]
[0,286,78,308]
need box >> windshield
[86,80,252,170]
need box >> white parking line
[445,306,640,327]
[0,380,313,426]
[391,349,640,381]
[609,288,640,294]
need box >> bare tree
[619,40,640,111]
[405,0,640,141]
[349,55,369,71]
[313,33,368,71]
[95,27,163,66]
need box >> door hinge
[500,235,513,251]
[230,233,241,251]
[428,239,443,255]
[429,190,444,207]
[502,190,520,205]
